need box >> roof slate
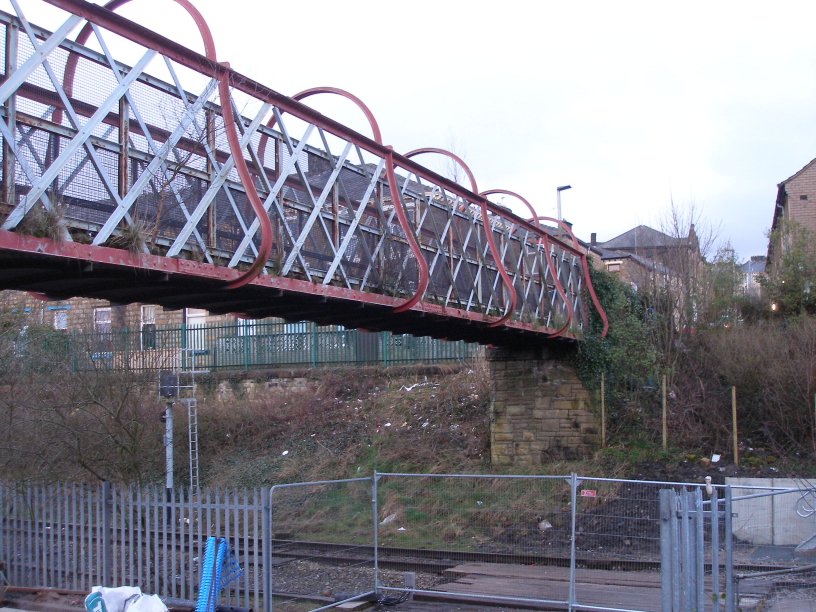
[598,224,680,250]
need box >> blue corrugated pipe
[195,536,227,612]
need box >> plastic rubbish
[84,586,168,612]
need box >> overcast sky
[11,0,816,261]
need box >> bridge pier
[487,345,599,466]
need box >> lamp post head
[556,185,572,221]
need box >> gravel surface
[272,559,445,609]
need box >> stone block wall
[487,345,598,466]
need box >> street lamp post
[557,185,572,222]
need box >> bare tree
[644,201,719,381]
[0,324,165,482]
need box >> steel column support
[117,96,129,198]
[2,21,17,214]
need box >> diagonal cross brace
[323,158,385,284]
[91,76,217,246]
[2,49,157,231]
[166,102,272,257]
[94,40,213,260]
[227,113,315,271]
[165,61,260,261]
[7,17,137,241]
[0,5,82,106]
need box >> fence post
[372,473,380,597]
[694,487,705,612]
[680,490,692,608]
[243,322,250,371]
[731,386,739,466]
[70,329,77,372]
[662,374,668,451]
[600,372,606,448]
[724,486,734,611]
[568,473,578,609]
[263,487,273,612]
[658,489,673,611]
[101,481,113,587]
[381,332,387,367]
[123,326,130,369]
[180,321,187,370]
[710,486,721,612]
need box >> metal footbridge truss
[0,0,607,345]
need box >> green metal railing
[28,321,479,372]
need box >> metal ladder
[176,349,207,495]
[185,394,199,495]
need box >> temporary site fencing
[2,475,816,611]
[14,320,480,372]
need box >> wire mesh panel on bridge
[269,478,375,611]
[0,482,265,611]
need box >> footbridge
[0,0,607,347]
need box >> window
[284,321,308,334]
[53,310,68,331]
[141,305,157,350]
[236,317,258,336]
[185,308,207,351]
[94,307,112,352]
[94,307,112,334]
[49,304,71,331]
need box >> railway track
[269,539,791,575]
[2,522,792,577]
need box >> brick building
[588,224,699,293]
[0,290,231,339]
[768,157,816,269]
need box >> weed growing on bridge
[107,217,152,254]
[16,198,66,242]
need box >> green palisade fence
[35,321,480,372]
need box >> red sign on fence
[580,489,597,497]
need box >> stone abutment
[487,345,598,466]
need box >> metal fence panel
[0,482,264,610]
[0,481,105,590]
[37,321,480,373]
[725,482,816,610]
[269,478,375,612]
[374,473,573,608]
